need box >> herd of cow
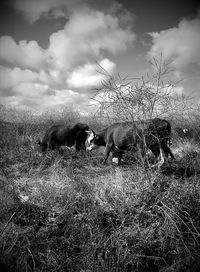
[37,118,180,168]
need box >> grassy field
[0,115,200,272]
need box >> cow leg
[47,134,57,151]
[161,141,175,159]
[81,143,86,151]
[58,146,65,155]
[75,142,81,151]
[75,140,86,151]
[149,143,161,163]
[136,141,148,165]
[112,151,123,165]
[149,143,166,169]
[49,141,56,150]
[117,152,123,164]
[156,148,165,168]
[103,143,113,165]
[168,136,172,146]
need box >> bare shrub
[91,57,197,125]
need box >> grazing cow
[177,127,200,141]
[174,126,200,140]
[38,123,89,152]
[86,118,174,166]
[174,127,189,138]
[148,118,172,146]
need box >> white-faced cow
[38,123,89,152]
[176,126,200,142]
[86,118,174,167]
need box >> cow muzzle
[86,143,99,151]
[86,145,93,151]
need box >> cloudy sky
[0,0,200,112]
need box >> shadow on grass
[2,201,49,230]
[161,151,200,178]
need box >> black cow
[38,123,89,152]
[148,118,172,146]
[86,118,174,166]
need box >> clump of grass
[1,163,200,271]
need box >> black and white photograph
[0,0,200,271]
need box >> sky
[0,0,200,113]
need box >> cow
[147,118,172,146]
[175,126,200,142]
[86,118,174,167]
[174,126,188,139]
[38,123,89,152]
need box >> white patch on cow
[183,128,188,134]
[86,130,96,151]
[20,194,29,202]
[112,157,119,164]
[86,131,95,145]
[87,144,94,151]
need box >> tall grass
[0,106,200,271]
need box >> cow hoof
[112,157,119,165]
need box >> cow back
[104,122,142,150]
[41,123,89,148]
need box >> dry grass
[0,116,200,272]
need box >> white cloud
[0,2,136,110]
[48,9,135,70]
[0,36,47,70]
[38,69,67,88]
[67,58,116,89]
[14,82,49,95]
[148,17,200,70]
[0,4,136,73]
[2,81,88,110]
[41,89,87,108]
[0,65,67,91]
[0,66,38,90]
[147,15,200,98]
[0,7,135,75]
[2,82,48,107]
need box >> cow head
[37,139,47,152]
[86,130,102,151]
